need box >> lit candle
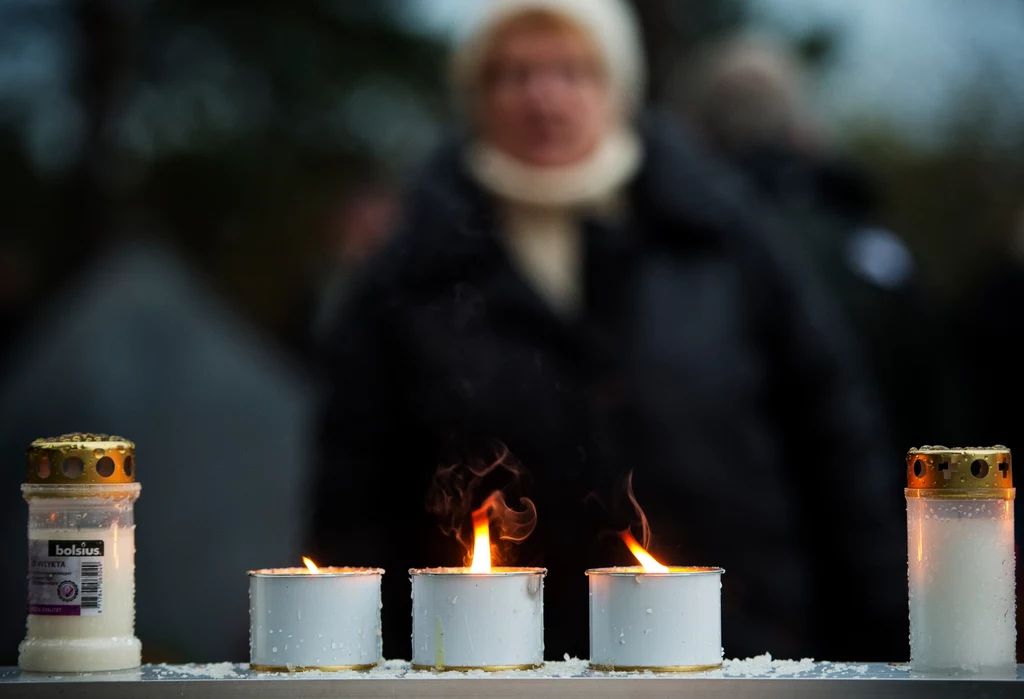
[906,446,1016,676]
[248,558,383,672]
[19,434,141,673]
[411,498,545,671]
[588,531,723,672]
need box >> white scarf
[466,128,642,209]
[465,130,643,315]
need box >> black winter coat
[309,116,906,662]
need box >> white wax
[19,525,140,672]
[588,567,723,670]
[249,568,383,670]
[411,568,545,670]
[907,498,1016,675]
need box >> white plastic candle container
[410,567,545,670]
[249,567,383,671]
[19,434,141,673]
[587,567,723,671]
[906,446,1016,676]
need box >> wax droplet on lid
[272,646,277,653]
[646,608,652,614]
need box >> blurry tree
[0,0,448,358]
[849,85,1024,299]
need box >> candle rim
[247,566,384,578]
[409,566,547,576]
[585,566,724,576]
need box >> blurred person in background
[678,35,963,467]
[310,0,903,661]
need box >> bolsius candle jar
[906,446,1015,676]
[19,434,142,673]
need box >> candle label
[27,539,105,616]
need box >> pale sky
[749,0,1024,146]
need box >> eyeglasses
[484,60,604,91]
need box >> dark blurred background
[2,0,1024,664]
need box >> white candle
[410,567,545,670]
[907,498,1015,674]
[249,566,383,671]
[19,525,140,672]
[588,567,723,671]
[20,433,142,674]
[906,446,1016,677]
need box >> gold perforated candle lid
[907,445,1012,497]
[26,433,136,485]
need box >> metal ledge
[1,661,1021,698]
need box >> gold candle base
[250,662,379,673]
[410,663,543,672]
[589,662,723,673]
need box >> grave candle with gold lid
[19,433,142,673]
[906,446,1015,676]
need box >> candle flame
[620,530,668,573]
[470,507,491,573]
[302,556,321,574]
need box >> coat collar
[392,112,739,289]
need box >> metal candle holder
[587,566,724,672]
[248,567,383,672]
[410,567,545,671]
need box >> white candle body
[907,497,1016,675]
[19,525,140,672]
[411,568,545,670]
[249,568,382,671]
[588,568,723,670]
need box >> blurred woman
[310,0,903,661]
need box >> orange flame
[470,507,491,573]
[426,445,537,570]
[618,472,667,572]
[620,529,668,573]
[468,490,537,572]
[302,556,320,574]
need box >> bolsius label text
[48,540,105,557]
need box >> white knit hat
[451,0,647,117]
